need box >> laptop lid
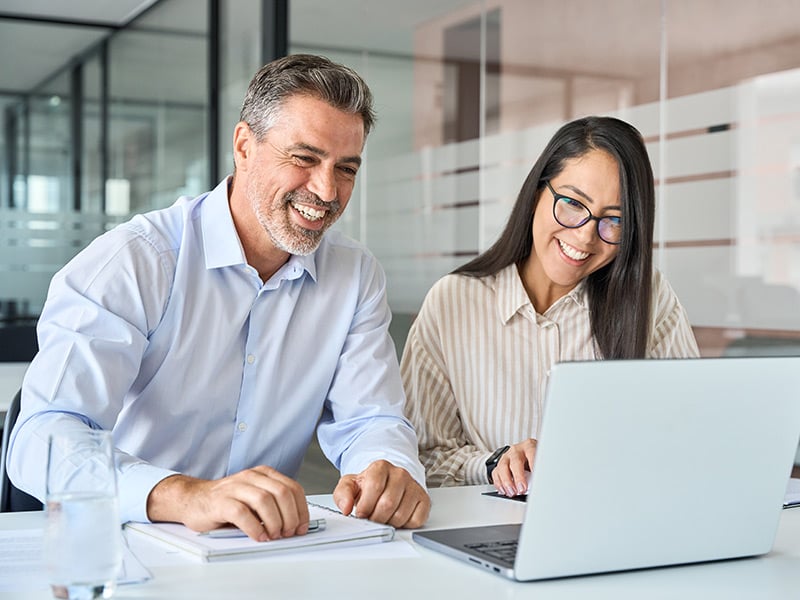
[415,356,800,581]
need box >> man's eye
[340,166,358,177]
[294,155,314,164]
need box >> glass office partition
[291,1,488,350]
[82,53,103,215]
[107,5,208,215]
[219,0,264,179]
[3,0,800,354]
[659,2,800,356]
[28,72,71,214]
[290,0,800,359]
[0,1,208,321]
[1,99,25,210]
[0,96,11,210]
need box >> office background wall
[292,0,800,359]
[2,0,800,360]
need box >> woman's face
[524,149,622,308]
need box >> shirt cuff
[117,462,179,524]
[337,423,428,491]
[464,452,491,485]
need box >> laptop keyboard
[466,539,518,563]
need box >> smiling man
[9,54,430,541]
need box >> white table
[0,362,27,416]
[2,485,800,599]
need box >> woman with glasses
[401,116,699,497]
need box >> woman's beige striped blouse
[400,263,699,487]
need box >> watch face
[486,445,510,466]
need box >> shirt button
[238,422,248,432]
[246,354,255,364]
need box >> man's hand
[332,460,430,528]
[491,438,537,497]
[146,466,309,542]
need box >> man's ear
[232,121,253,171]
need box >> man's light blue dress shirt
[9,178,425,523]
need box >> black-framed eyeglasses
[545,181,622,245]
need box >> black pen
[201,518,326,539]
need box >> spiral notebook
[125,502,394,562]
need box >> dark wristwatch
[485,445,510,483]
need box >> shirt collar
[200,177,319,283]
[495,263,589,322]
[283,251,318,283]
[201,177,247,270]
[559,279,588,312]
[496,264,532,323]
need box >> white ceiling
[0,0,157,23]
[0,0,158,95]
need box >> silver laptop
[413,356,800,581]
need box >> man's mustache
[285,190,341,216]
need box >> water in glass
[44,430,122,600]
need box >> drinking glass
[44,429,122,600]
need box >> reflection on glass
[288,0,800,359]
[107,28,208,214]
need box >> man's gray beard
[264,215,324,256]
[247,176,343,255]
[261,198,341,256]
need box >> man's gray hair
[239,54,376,140]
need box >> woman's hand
[491,438,537,497]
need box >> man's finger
[365,474,405,523]
[406,495,431,529]
[391,493,430,529]
[350,462,391,519]
[333,475,359,516]
[244,469,308,538]
[385,491,414,527]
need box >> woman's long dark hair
[453,116,654,359]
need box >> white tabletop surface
[0,362,27,413]
[2,484,800,599]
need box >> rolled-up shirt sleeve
[316,252,426,489]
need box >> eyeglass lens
[552,194,622,244]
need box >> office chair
[0,323,39,362]
[0,389,43,512]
